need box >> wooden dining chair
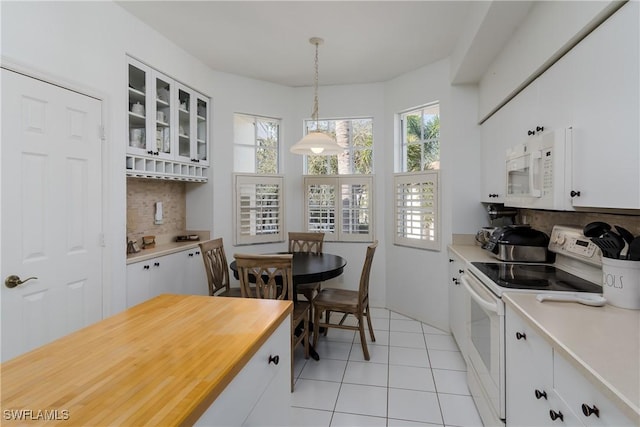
[233,253,310,392]
[199,238,243,297]
[312,241,378,360]
[288,232,325,302]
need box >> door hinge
[99,125,106,142]
[99,233,106,247]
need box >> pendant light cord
[312,39,320,129]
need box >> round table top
[230,252,347,284]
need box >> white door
[1,68,103,361]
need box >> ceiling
[117,1,531,87]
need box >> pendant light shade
[290,37,342,156]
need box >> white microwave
[504,127,572,210]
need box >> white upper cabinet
[481,2,639,210]
[126,57,210,181]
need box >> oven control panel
[549,225,601,265]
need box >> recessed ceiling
[117,1,526,87]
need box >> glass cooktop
[471,262,602,293]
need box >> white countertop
[504,293,639,422]
[449,244,640,422]
[126,241,202,264]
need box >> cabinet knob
[516,332,527,340]
[535,389,548,400]
[536,126,544,132]
[268,355,280,365]
[549,410,564,422]
[570,190,581,198]
[528,130,535,136]
[581,404,599,418]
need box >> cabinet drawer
[554,353,635,426]
[195,315,290,426]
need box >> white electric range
[460,225,604,427]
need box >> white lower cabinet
[506,306,634,426]
[554,354,635,426]
[126,248,208,307]
[195,316,291,426]
[448,251,468,360]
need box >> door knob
[4,275,38,288]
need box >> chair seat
[313,288,359,311]
[293,300,310,321]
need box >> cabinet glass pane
[178,89,191,158]
[155,77,171,155]
[128,64,146,150]
[197,98,207,162]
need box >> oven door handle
[461,274,500,314]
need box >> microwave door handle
[461,275,499,314]
[529,151,542,197]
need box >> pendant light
[290,37,343,156]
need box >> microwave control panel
[542,149,553,195]
[549,225,601,265]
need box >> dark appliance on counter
[483,224,550,262]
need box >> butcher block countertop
[0,294,293,426]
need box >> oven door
[461,272,505,425]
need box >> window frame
[233,113,281,174]
[233,173,285,245]
[303,175,374,243]
[399,104,440,172]
[393,171,440,251]
[303,117,373,175]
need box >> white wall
[383,60,483,330]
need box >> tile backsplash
[519,209,640,237]
[127,178,186,244]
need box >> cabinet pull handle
[528,130,535,136]
[458,269,464,274]
[154,262,160,267]
[536,126,544,132]
[549,410,564,422]
[581,404,599,418]
[268,355,279,365]
[144,265,150,270]
[516,332,527,340]
[535,389,548,400]
[195,251,200,255]
[449,259,454,263]
[570,190,581,198]
[188,253,194,257]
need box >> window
[304,118,373,175]
[234,114,280,174]
[301,117,374,242]
[304,176,373,242]
[233,174,284,245]
[400,104,440,172]
[395,104,441,250]
[394,172,440,250]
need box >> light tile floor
[291,308,483,427]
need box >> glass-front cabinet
[126,56,209,181]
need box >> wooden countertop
[504,293,640,423]
[0,294,293,426]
